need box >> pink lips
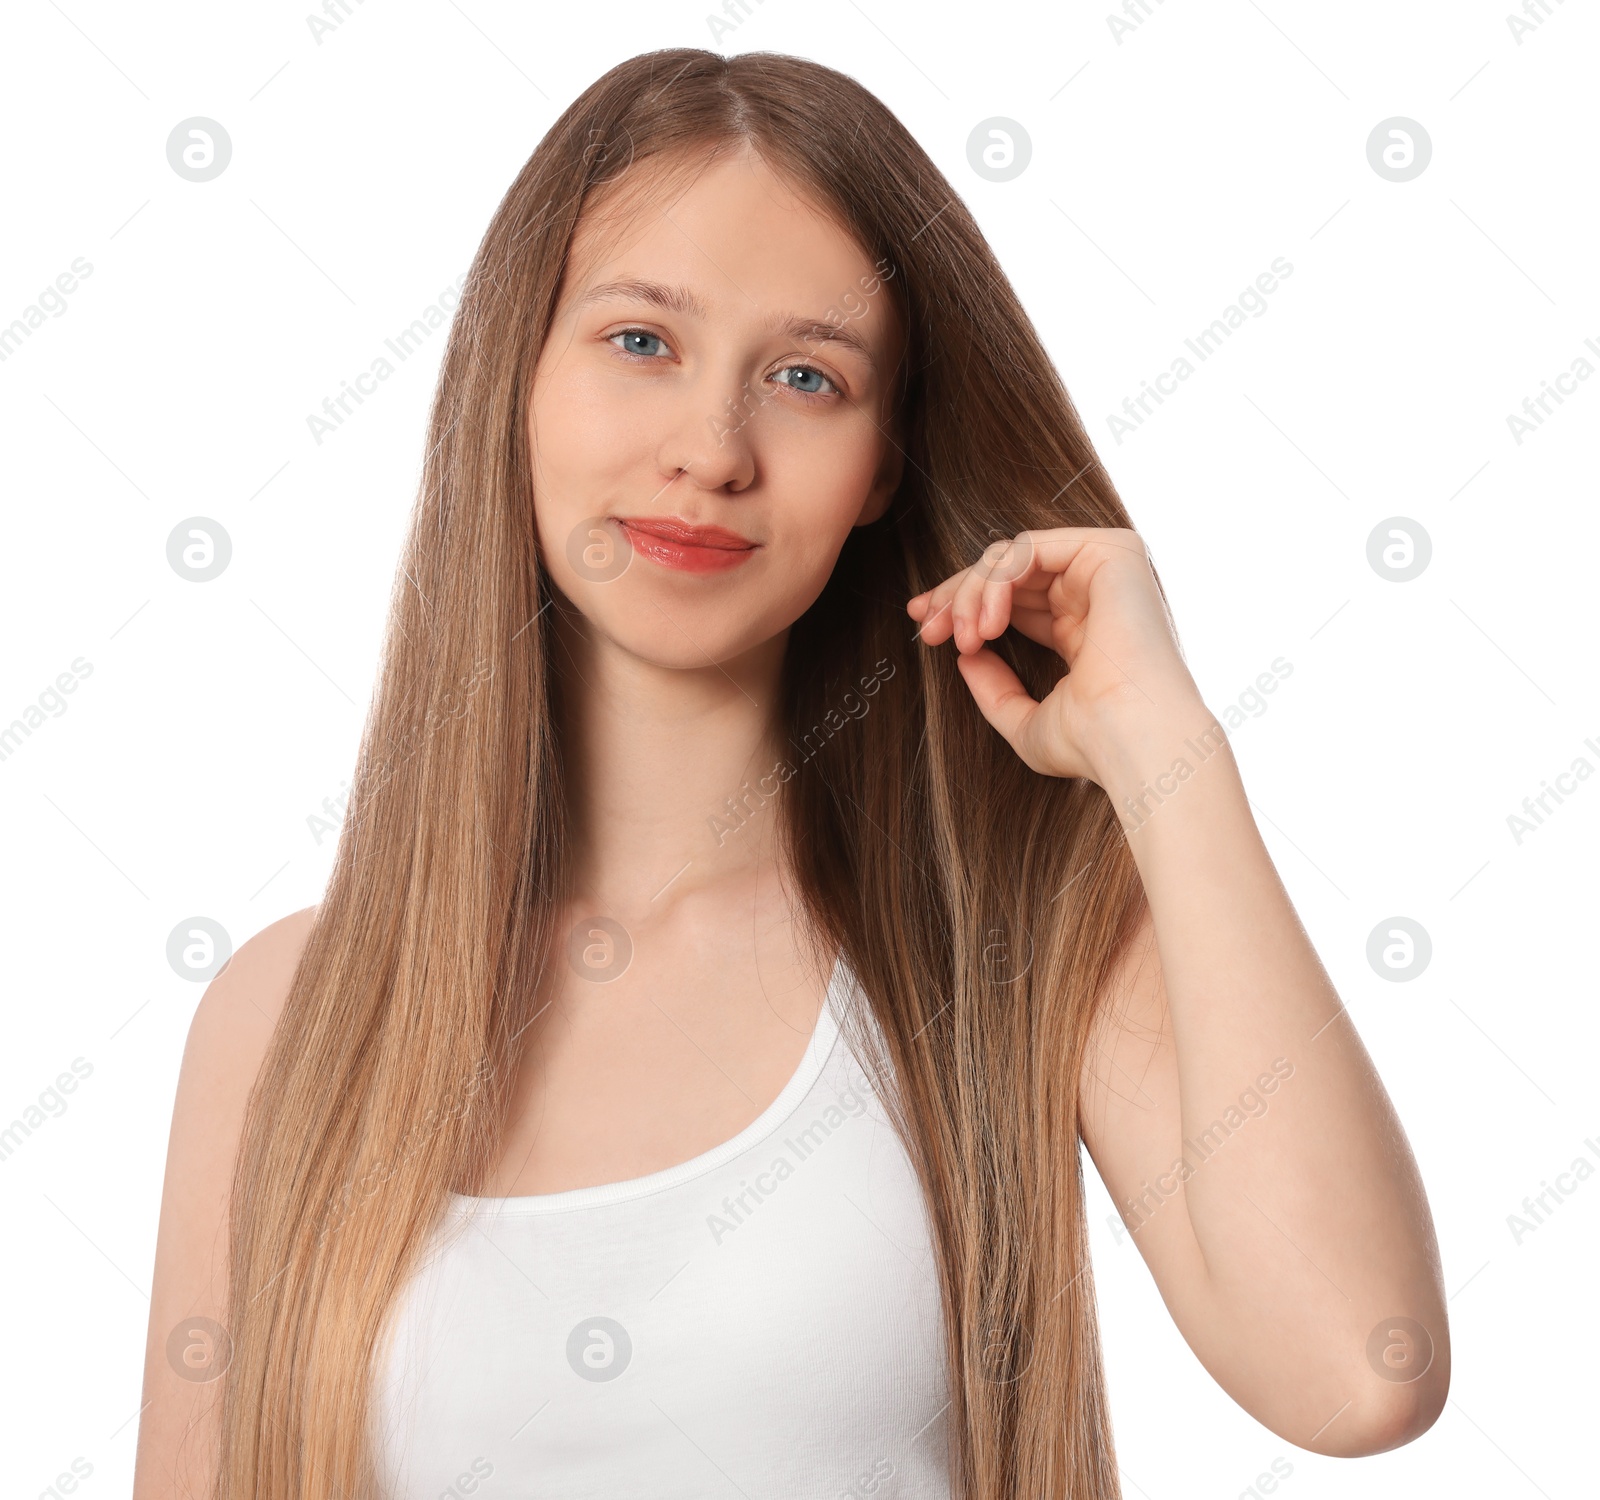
[613,516,759,574]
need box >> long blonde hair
[222,47,1148,1499]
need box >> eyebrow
[570,277,879,372]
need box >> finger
[954,644,1040,753]
[972,529,1076,650]
[911,566,974,645]
[950,547,1001,652]
[955,538,1026,652]
[977,535,1034,644]
[1004,600,1058,651]
[912,590,955,644]
[995,528,1148,598]
[915,527,1143,647]
[915,566,960,636]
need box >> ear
[854,426,905,528]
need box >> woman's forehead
[563,147,878,304]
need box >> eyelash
[606,327,841,403]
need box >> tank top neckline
[447,951,848,1216]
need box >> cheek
[527,369,638,574]
[767,415,885,541]
[531,364,637,479]
[754,446,880,609]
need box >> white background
[1,0,1595,1495]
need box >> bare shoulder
[132,904,319,1499]
[186,905,319,1072]
[166,900,321,1222]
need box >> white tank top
[370,952,952,1498]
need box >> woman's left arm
[908,527,1449,1457]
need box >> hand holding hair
[908,526,1205,785]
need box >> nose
[654,365,758,493]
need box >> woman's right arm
[131,906,318,1500]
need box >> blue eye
[773,365,838,399]
[610,329,669,357]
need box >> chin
[551,567,810,671]
[625,637,771,675]
[597,608,779,673]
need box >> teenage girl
[134,48,1448,1500]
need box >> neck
[552,607,791,918]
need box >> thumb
[954,646,1040,754]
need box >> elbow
[1311,1359,1450,1458]
[1341,1375,1448,1456]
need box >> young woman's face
[527,146,904,671]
